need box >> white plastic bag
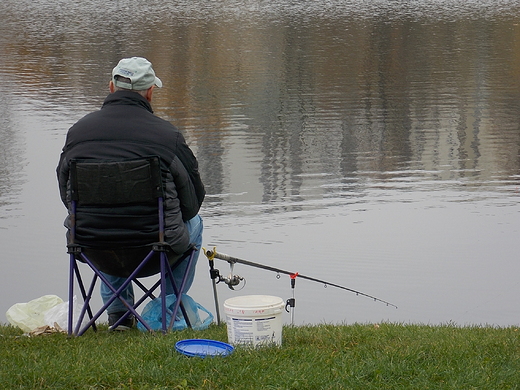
[6,295,63,332]
[44,295,88,330]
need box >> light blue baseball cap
[112,57,163,90]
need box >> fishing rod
[203,247,397,324]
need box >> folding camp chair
[66,156,196,336]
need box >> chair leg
[73,262,98,332]
[166,248,197,330]
[160,251,168,333]
[68,254,75,336]
[74,272,100,335]
[69,256,99,336]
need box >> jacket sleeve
[174,136,205,208]
[56,150,70,207]
[167,155,201,221]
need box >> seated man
[57,57,205,330]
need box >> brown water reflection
[1,0,520,325]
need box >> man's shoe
[108,312,135,331]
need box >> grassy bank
[0,322,518,389]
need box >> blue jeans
[100,215,203,315]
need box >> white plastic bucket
[224,295,285,347]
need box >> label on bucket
[226,316,282,346]
[224,295,284,347]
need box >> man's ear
[109,80,115,93]
[145,86,155,102]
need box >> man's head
[110,57,162,101]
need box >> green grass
[0,323,518,389]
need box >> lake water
[1,0,520,327]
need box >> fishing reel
[209,264,246,290]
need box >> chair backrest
[70,156,163,206]
[69,156,165,249]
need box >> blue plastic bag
[137,294,213,332]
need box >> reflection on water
[1,0,520,326]
[0,95,26,213]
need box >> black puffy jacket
[57,90,205,254]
